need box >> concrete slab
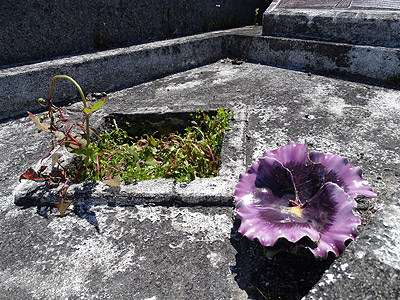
[0,205,245,300]
[304,187,400,300]
[1,60,400,299]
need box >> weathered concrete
[1,60,400,299]
[0,0,264,67]
[0,31,228,120]
[273,0,400,10]
[0,205,245,300]
[229,29,400,82]
[263,0,400,47]
[305,187,400,300]
[2,26,400,120]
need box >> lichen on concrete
[1,59,400,299]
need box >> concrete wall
[0,0,265,67]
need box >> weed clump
[75,108,233,183]
[22,75,233,214]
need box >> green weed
[23,75,232,215]
[73,108,233,183]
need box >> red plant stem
[62,122,84,149]
[46,75,91,146]
[59,179,70,201]
[105,153,114,162]
[206,144,215,164]
[96,155,101,178]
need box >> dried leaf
[27,111,51,132]
[38,165,47,174]
[19,168,43,181]
[48,170,66,183]
[51,153,63,168]
[103,175,122,187]
[53,200,72,217]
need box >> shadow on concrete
[230,219,335,300]
[35,201,100,233]
[73,202,100,233]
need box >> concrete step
[263,0,400,47]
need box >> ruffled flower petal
[263,142,308,169]
[309,152,376,198]
[303,182,360,258]
[236,204,321,247]
[234,157,296,208]
[235,156,321,247]
[290,162,325,204]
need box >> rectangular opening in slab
[103,111,218,140]
[14,106,247,207]
[99,109,229,183]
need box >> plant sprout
[29,75,105,147]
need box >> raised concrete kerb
[263,0,400,47]
[0,30,228,120]
[13,105,247,207]
[2,26,400,120]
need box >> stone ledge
[228,33,400,83]
[0,31,228,120]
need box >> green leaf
[126,147,140,160]
[149,136,157,147]
[74,135,88,148]
[144,158,157,166]
[83,96,106,114]
[53,130,65,141]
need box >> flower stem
[47,75,90,146]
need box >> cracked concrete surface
[1,59,399,299]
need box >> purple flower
[234,142,376,259]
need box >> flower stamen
[288,206,303,217]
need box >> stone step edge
[262,6,400,48]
